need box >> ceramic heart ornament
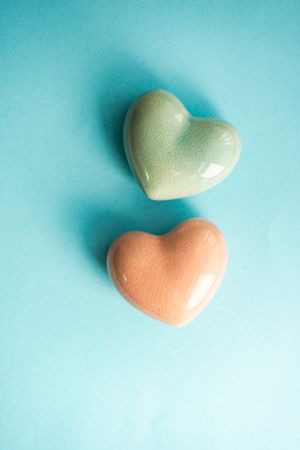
[107,219,227,327]
[124,89,241,200]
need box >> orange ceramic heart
[107,219,227,327]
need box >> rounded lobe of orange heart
[107,219,227,327]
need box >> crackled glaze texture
[124,89,241,200]
[107,219,227,327]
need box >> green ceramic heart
[123,89,241,200]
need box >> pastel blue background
[1,1,300,449]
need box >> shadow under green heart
[68,194,203,276]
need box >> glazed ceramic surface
[107,219,227,327]
[124,89,241,200]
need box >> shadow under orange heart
[107,219,227,326]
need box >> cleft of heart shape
[107,219,227,326]
[124,89,241,200]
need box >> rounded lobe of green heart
[123,89,241,200]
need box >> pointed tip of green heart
[123,89,241,201]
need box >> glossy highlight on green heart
[124,89,241,200]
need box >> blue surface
[1,1,300,449]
